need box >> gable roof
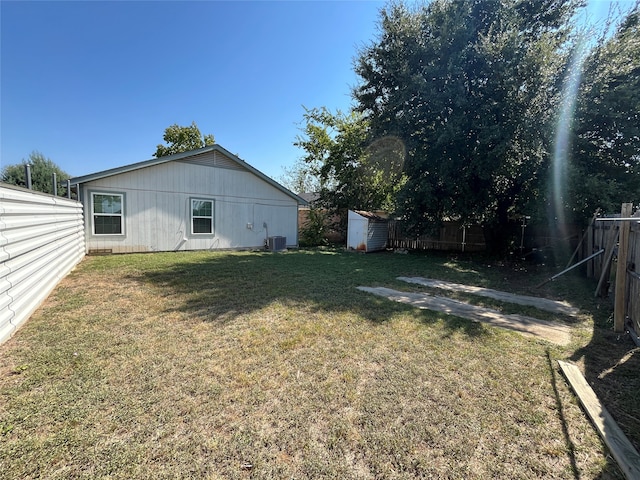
[70,144,307,205]
[298,192,320,204]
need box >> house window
[92,193,124,235]
[191,198,214,234]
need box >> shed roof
[70,144,307,205]
[353,210,389,222]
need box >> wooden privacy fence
[387,220,581,254]
[585,203,640,334]
[0,183,85,343]
[625,217,640,335]
[387,220,486,252]
[615,204,640,335]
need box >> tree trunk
[482,203,518,256]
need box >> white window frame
[91,192,125,236]
[190,198,214,235]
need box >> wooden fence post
[614,203,633,333]
[595,226,619,297]
[587,217,595,277]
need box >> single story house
[70,145,306,254]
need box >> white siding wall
[80,154,299,253]
[0,184,85,343]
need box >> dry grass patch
[0,249,636,479]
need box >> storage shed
[347,210,389,252]
[71,145,306,254]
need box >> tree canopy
[278,158,322,195]
[153,121,215,158]
[291,0,639,253]
[568,4,640,220]
[294,106,406,214]
[1,152,70,195]
[353,0,579,250]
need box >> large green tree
[1,151,70,195]
[354,0,579,252]
[294,106,406,216]
[278,158,322,195]
[153,121,215,158]
[568,4,640,220]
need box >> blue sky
[0,0,632,185]
[1,0,383,181]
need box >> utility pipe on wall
[25,164,32,190]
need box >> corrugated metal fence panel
[0,184,85,344]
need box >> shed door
[347,211,368,251]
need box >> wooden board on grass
[358,286,572,345]
[558,360,640,480]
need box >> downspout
[264,222,269,248]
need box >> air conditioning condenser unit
[268,236,286,252]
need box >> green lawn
[1,249,638,479]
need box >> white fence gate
[0,184,85,343]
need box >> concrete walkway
[357,286,572,345]
[397,277,580,316]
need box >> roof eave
[69,146,215,185]
[69,144,308,205]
